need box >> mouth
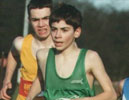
[54,41,63,47]
[38,28,47,35]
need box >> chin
[37,34,50,40]
[55,47,63,50]
[55,46,67,52]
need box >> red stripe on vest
[19,78,33,97]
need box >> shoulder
[36,48,50,61]
[85,49,104,70]
[86,49,100,60]
[13,36,24,51]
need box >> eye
[62,28,68,32]
[42,16,49,20]
[51,27,57,32]
[31,18,39,22]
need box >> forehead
[30,7,51,18]
[52,20,73,28]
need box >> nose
[38,19,45,27]
[55,30,61,38]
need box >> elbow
[104,89,117,100]
[112,94,117,100]
[110,90,117,100]
[114,93,117,100]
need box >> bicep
[7,51,17,65]
[36,49,49,73]
[90,51,113,91]
[10,37,23,61]
[36,50,48,91]
[28,77,41,99]
[36,49,49,81]
[37,63,44,90]
[10,45,19,62]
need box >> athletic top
[17,34,43,98]
[122,77,129,100]
[20,34,37,81]
[43,48,95,100]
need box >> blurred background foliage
[0,0,129,81]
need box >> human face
[51,20,79,51]
[30,8,51,40]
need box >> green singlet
[43,48,95,100]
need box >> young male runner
[27,3,117,100]
[0,0,53,99]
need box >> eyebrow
[52,25,71,29]
[42,16,49,19]
[31,16,50,20]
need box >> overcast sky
[77,0,129,11]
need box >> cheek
[31,21,37,27]
[64,34,74,43]
[46,20,49,25]
[31,23,38,31]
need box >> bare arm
[114,79,124,98]
[0,37,23,99]
[26,49,49,100]
[26,77,42,100]
[73,50,117,100]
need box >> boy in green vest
[27,3,116,100]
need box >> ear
[74,27,81,38]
